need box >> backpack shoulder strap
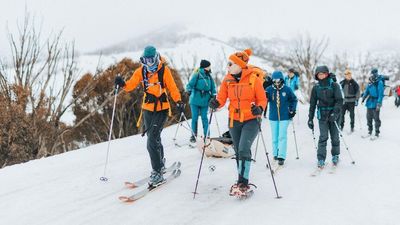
[158,63,165,89]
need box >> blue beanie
[143,46,157,58]
[271,71,284,80]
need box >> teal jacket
[186,68,216,107]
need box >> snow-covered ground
[1,98,399,225]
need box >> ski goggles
[227,61,234,67]
[140,53,159,66]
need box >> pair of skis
[119,162,182,203]
[310,163,337,177]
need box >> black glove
[355,99,359,106]
[209,98,220,110]
[176,101,185,113]
[328,112,339,122]
[186,91,192,96]
[289,111,296,119]
[307,119,314,130]
[251,105,263,116]
[361,97,366,105]
[114,76,126,88]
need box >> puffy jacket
[186,68,216,107]
[284,75,300,91]
[216,67,267,126]
[266,85,297,121]
[309,77,343,121]
[396,86,400,96]
[340,79,360,103]
[123,57,181,112]
[362,80,384,109]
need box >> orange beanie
[229,49,252,69]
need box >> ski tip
[118,196,135,203]
[124,182,138,189]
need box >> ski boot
[277,158,285,166]
[190,135,196,143]
[332,155,339,166]
[317,160,325,168]
[148,170,165,187]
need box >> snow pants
[190,104,209,137]
[317,119,340,161]
[340,102,356,130]
[269,120,290,160]
[229,119,259,185]
[367,108,381,135]
[143,109,168,173]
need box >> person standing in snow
[339,69,360,132]
[395,85,400,107]
[361,69,385,139]
[209,49,267,196]
[186,60,216,143]
[308,66,343,168]
[284,68,300,92]
[266,71,298,165]
[263,73,273,118]
[114,46,184,186]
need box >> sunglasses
[273,79,282,83]
[227,62,233,67]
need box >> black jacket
[309,77,343,121]
[340,79,360,103]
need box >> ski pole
[100,85,119,182]
[292,121,300,159]
[257,117,282,199]
[253,132,260,162]
[193,110,214,199]
[356,106,363,131]
[214,112,221,137]
[172,112,184,141]
[334,121,356,164]
[311,128,318,152]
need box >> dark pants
[367,108,381,135]
[395,96,400,107]
[229,119,259,185]
[317,119,340,161]
[340,102,355,129]
[143,109,168,172]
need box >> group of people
[114,45,388,197]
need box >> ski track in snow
[1,99,400,225]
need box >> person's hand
[308,119,314,130]
[176,101,185,113]
[355,99,359,106]
[376,103,382,112]
[289,111,296,119]
[251,105,263,116]
[114,76,126,88]
[209,98,220,110]
[329,112,339,122]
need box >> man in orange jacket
[115,46,184,186]
[209,49,267,196]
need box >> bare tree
[290,33,329,100]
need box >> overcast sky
[1,0,400,56]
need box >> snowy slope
[1,98,399,225]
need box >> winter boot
[278,158,285,166]
[317,160,325,168]
[332,155,339,166]
[148,170,165,187]
[190,135,196,143]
